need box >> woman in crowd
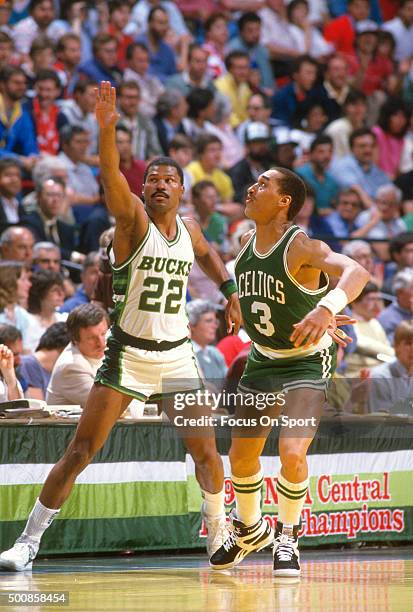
[26,270,67,353]
[0,262,32,350]
[372,98,411,179]
[286,0,334,61]
[346,282,394,376]
[202,13,228,80]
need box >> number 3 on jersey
[251,301,275,336]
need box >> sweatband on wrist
[220,279,238,299]
[317,287,348,316]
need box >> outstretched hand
[95,81,120,129]
[327,314,356,348]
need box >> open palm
[95,81,119,129]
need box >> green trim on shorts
[149,386,204,401]
[94,376,148,402]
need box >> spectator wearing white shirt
[258,0,299,77]
[382,0,413,62]
[11,0,66,60]
[59,80,99,165]
[286,0,334,61]
[58,125,100,224]
[46,303,109,408]
[123,42,164,118]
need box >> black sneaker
[210,511,274,570]
[273,522,300,577]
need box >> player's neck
[255,219,292,253]
[148,210,178,239]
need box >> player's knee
[279,448,305,473]
[229,447,258,474]
[190,443,219,468]
[64,440,96,473]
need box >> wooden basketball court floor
[0,548,412,611]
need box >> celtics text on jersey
[235,225,331,358]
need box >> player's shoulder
[291,231,327,254]
[240,229,255,248]
[181,215,201,237]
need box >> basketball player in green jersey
[0,82,241,572]
[210,167,369,576]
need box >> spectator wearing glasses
[75,33,122,87]
[324,188,363,240]
[346,282,394,375]
[31,240,74,298]
[378,269,413,343]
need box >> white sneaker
[201,503,229,558]
[0,538,39,571]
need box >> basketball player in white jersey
[0,82,242,571]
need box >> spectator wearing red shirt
[344,22,393,96]
[324,0,370,54]
[107,0,134,70]
[25,69,68,155]
[54,33,82,98]
[116,125,146,196]
[217,330,251,368]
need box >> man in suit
[153,89,189,154]
[0,159,24,233]
[21,177,76,260]
[46,303,109,408]
[117,80,162,160]
[227,121,272,204]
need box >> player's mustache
[153,190,169,198]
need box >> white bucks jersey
[110,216,194,341]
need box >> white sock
[202,488,225,519]
[21,498,60,543]
[276,472,309,526]
[232,468,263,526]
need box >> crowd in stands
[1,0,413,416]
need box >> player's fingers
[327,329,346,347]
[110,86,116,106]
[335,316,357,326]
[304,325,323,347]
[291,323,312,346]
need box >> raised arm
[96,81,149,263]
[183,217,242,334]
[289,235,370,348]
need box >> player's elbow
[350,260,371,286]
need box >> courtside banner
[0,420,412,553]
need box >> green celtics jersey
[109,216,193,341]
[235,225,329,357]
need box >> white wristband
[317,288,348,316]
